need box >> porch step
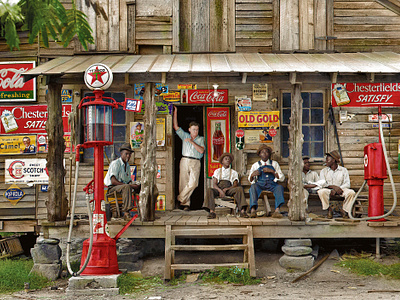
[164,225,256,280]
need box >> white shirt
[319,165,351,190]
[302,170,323,190]
[248,159,285,184]
[104,157,132,187]
[212,167,239,185]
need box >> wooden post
[139,82,158,221]
[45,79,68,221]
[287,83,305,221]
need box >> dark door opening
[174,106,204,210]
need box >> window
[83,92,127,162]
[282,92,325,159]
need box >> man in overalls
[248,145,285,218]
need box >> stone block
[118,260,143,272]
[279,254,314,272]
[117,250,141,263]
[30,262,62,281]
[281,245,313,256]
[284,239,312,247]
[68,274,120,290]
[31,244,62,264]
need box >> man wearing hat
[302,156,323,211]
[317,150,355,219]
[104,143,141,220]
[203,153,248,219]
[248,145,285,218]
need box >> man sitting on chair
[203,153,248,219]
[104,143,140,220]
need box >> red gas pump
[364,142,387,221]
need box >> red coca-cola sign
[187,89,228,104]
[0,61,36,102]
[269,128,277,137]
[235,129,244,138]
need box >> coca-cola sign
[187,89,228,104]
[207,110,228,118]
[0,62,36,102]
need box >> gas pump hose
[66,160,94,276]
[348,116,397,220]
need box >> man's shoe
[339,209,349,219]
[207,212,216,219]
[123,212,132,221]
[327,208,333,219]
[239,211,249,218]
[182,206,190,211]
[271,211,283,218]
[250,211,257,218]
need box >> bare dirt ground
[3,249,400,300]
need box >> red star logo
[88,66,107,85]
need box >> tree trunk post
[287,83,305,221]
[45,79,68,221]
[139,82,158,221]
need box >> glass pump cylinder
[85,104,113,143]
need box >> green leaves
[0,0,94,51]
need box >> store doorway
[174,106,204,210]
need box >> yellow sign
[238,111,280,128]
[3,184,25,205]
[0,135,37,155]
[156,118,165,147]
[177,84,197,90]
[244,130,273,144]
[162,92,180,102]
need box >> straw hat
[326,150,340,163]
[257,144,272,156]
[119,143,134,153]
[218,153,234,164]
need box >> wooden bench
[164,225,256,280]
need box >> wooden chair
[105,188,122,218]
[214,196,237,215]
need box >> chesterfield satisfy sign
[187,89,228,104]
[0,62,36,102]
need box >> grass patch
[200,266,260,285]
[118,273,164,294]
[0,258,51,293]
[337,258,400,279]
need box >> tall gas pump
[66,64,137,276]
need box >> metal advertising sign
[0,135,37,155]
[0,104,71,134]
[332,83,400,107]
[3,184,25,205]
[84,63,113,90]
[235,96,252,111]
[5,159,49,184]
[253,84,268,101]
[0,61,36,102]
[187,89,229,104]
[61,89,73,102]
[238,111,280,128]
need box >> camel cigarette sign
[0,61,36,102]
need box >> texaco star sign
[84,63,113,90]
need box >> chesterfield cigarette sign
[0,61,36,102]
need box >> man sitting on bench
[203,153,248,219]
[317,150,355,219]
[248,145,285,218]
[302,155,323,211]
[104,143,141,220]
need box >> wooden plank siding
[236,0,273,53]
[333,0,400,52]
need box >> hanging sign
[124,99,142,112]
[0,135,37,155]
[0,104,71,135]
[4,184,25,205]
[332,83,400,107]
[187,89,228,104]
[5,158,49,184]
[235,129,244,150]
[236,96,252,111]
[253,84,268,101]
[0,61,36,102]
[238,111,280,128]
[206,107,231,178]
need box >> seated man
[302,156,323,211]
[317,150,355,219]
[203,153,248,219]
[104,143,141,220]
[248,145,285,218]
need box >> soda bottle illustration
[333,83,350,106]
[212,122,225,161]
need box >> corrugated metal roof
[23,52,400,77]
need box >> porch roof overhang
[23,52,400,81]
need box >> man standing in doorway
[173,106,205,211]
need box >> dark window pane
[302,142,309,157]
[282,142,289,158]
[311,93,323,107]
[283,93,291,107]
[283,109,291,124]
[113,92,125,103]
[302,93,310,108]
[302,126,310,141]
[310,126,324,141]
[311,109,324,124]
[303,109,309,123]
[113,126,126,142]
[113,107,125,124]
[312,142,324,158]
[282,126,289,142]
[83,147,94,160]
